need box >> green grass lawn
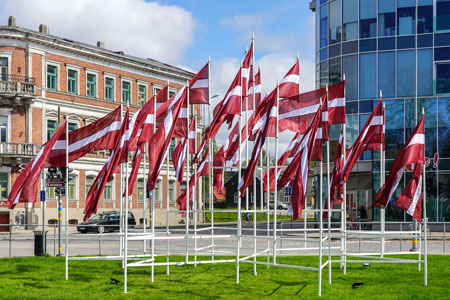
[1,255,449,299]
[204,210,295,223]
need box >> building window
[0,58,8,80]
[68,122,78,132]
[68,175,77,201]
[169,180,175,202]
[104,180,113,202]
[343,0,358,41]
[397,0,416,35]
[359,53,376,99]
[105,77,114,101]
[385,100,405,159]
[436,0,450,31]
[122,81,130,103]
[329,57,341,85]
[86,175,95,196]
[378,0,396,36]
[138,179,145,202]
[0,172,8,199]
[86,73,96,98]
[169,139,176,156]
[436,63,450,95]
[0,116,7,143]
[46,187,56,200]
[234,192,239,204]
[47,65,57,90]
[378,51,395,98]
[47,120,57,141]
[329,0,341,44]
[360,0,376,38]
[343,54,358,100]
[67,69,77,94]
[138,84,147,106]
[319,4,328,48]
[154,180,161,202]
[418,0,433,34]
[417,49,433,96]
[397,50,415,97]
[438,98,450,158]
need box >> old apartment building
[0,16,200,229]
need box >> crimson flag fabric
[278,87,326,133]
[330,128,345,204]
[263,133,300,193]
[126,143,145,196]
[246,67,261,110]
[279,59,299,99]
[373,116,425,209]
[327,81,346,124]
[311,99,330,161]
[155,86,169,103]
[290,103,324,220]
[242,41,253,100]
[47,107,121,166]
[147,87,187,191]
[172,119,195,183]
[238,90,277,197]
[340,100,385,184]
[176,150,209,211]
[213,147,226,194]
[189,62,209,104]
[395,163,423,223]
[188,118,196,154]
[277,100,325,191]
[7,123,67,209]
[84,110,129,221]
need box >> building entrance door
[346,190,370,223]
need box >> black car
[76,211,136,233]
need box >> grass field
[1,255,449,299]
[204,210,295,223]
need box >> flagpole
[208,57,215,262]
[245,46,249,213]
[185,80,190,265]
[318,97,323,297]
[165,81,170,276]
[326,85,332,284]
[124,104,129,294]
[120,104,124,263]
[265,97,270,268]
[236,64,243,284]
[342,74,347,274]
[273,81,279,265]
[380,92,385,258]
[194,115,198,267]
[422,107,427,286]
[251,33,257,276]
[64,115,69,281]
[143,145,147,253]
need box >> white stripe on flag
[328,97,344,108]
[407,174,422,217]
[280,74,299,85]
[408,133,425,147]
[279,103,320,120]
[191,79,208,89]
[223,86,242,105]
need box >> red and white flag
[395,163,423,223]
[189,62,209,104]
[278,87,326,133]
[84,110,129,221]
[7,123,67,209]
[126,143,145,197]
[340,100,385,184]
[242,41,253,99]
[279,59,299,99]
[172,119,195,183]
[147,87,187,191]
[246,67,261,110]
[290,102,324,220]
[238,90,277,197]
[213,147,226,194]
[47,107,121,166]
[330,128,345,204]
[373,116,424,209]
[327,81,346,124]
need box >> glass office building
[311,0,450,222]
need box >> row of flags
[7,37,426,224]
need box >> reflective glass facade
[313,0,450,222]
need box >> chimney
[97,41,105,48]
[39,24,48,34]
[8,16,16,27]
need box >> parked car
[76,211,136,233]
[268,200,289,210]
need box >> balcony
[0,74,36,107]
[0,142,39,166]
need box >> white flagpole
[245,46,249,213]
[422,107,427,286]
[266,130,270,267]
[124,103,129,294]
[207,57,215,262]
[318,97,323,297]
[119,104,124,263]
[251,34,257,276]
[185,80,190,265]
[165,81,170,275]
[64,115,69,280]
[326,85,332,284]
[143,145,147,253]
[194,115,198,267]
[273,81,279,265]
[236,64,243,284]
[151,93,157,282]
[342,74,347,273]
[380,92,385,258]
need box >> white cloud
[0,0,196,64]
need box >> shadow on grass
[269,279,309,296]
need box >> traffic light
[48,167,59,178]
[60,167,75,182]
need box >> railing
[0,142,39,156]
[0,74,36,95]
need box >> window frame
[46,63,59,91]
[121,79,132,104]
[0,167,11,201]
[137,81,148,106]
[85,171,98,200]
[104,74,116,101]
[435,61,450,95]
[65,64,80,95]
[85,70,99,98]
[0,109,11,143]
[103,175,115,202]
[67,170,79,202]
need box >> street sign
[40,190,45,202]
[285,187,292,196]
[48,178,65,183]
